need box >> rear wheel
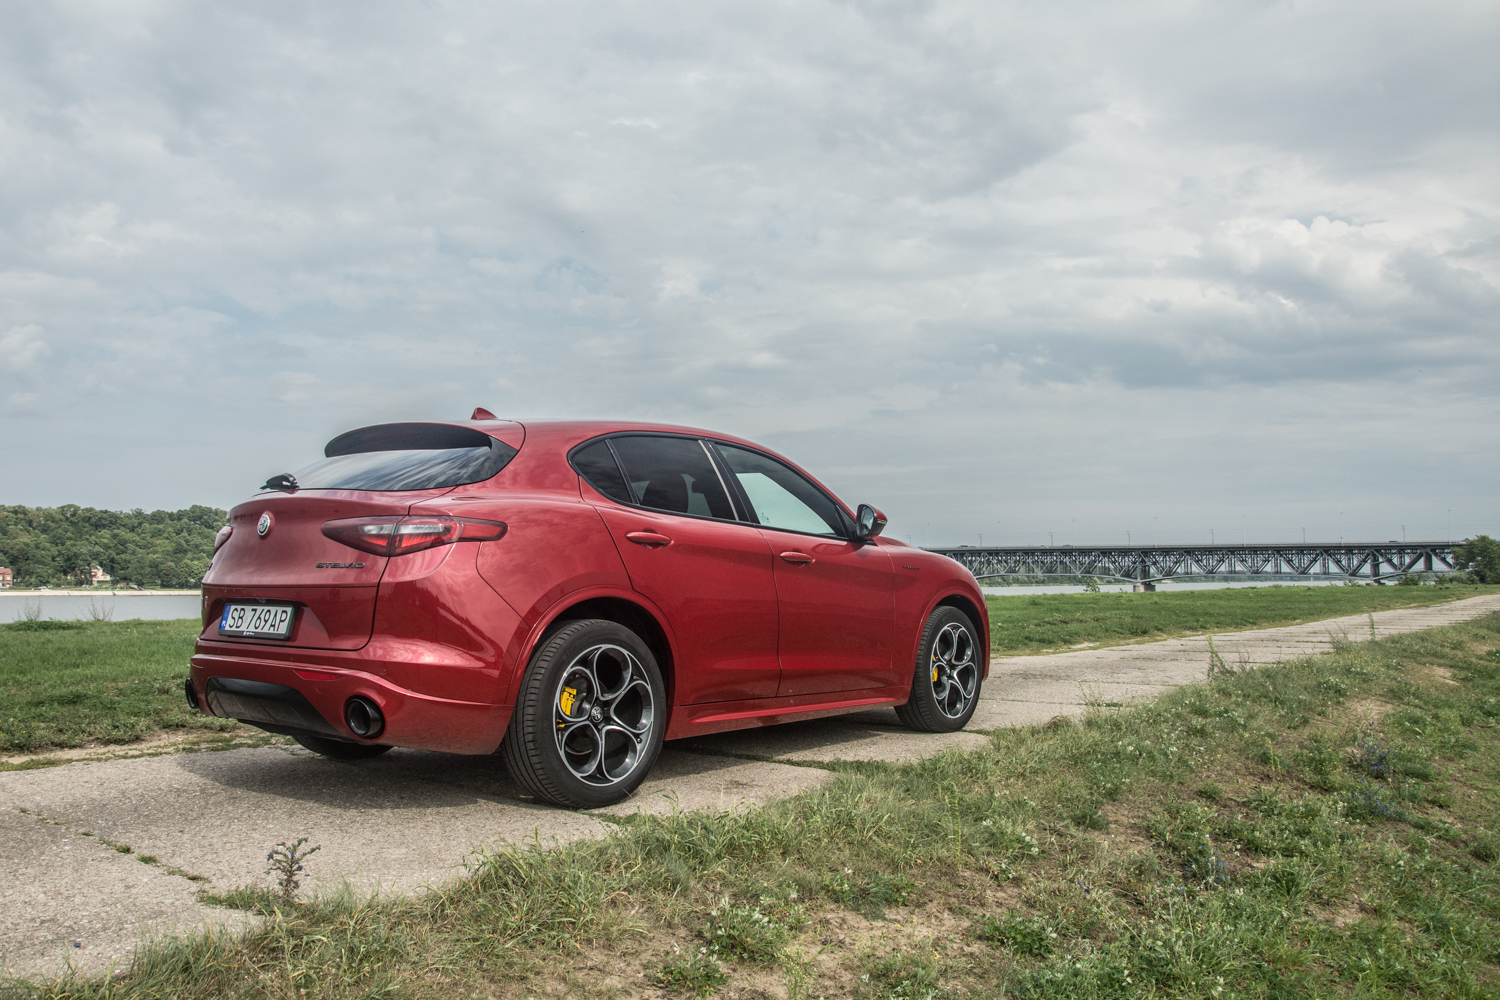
[895,606,982,732]
[501,618,665,808]
[292,732,393,760]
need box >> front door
[713,443,895,697]
[590,435,782,704]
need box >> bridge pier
[1131,582,1156,592]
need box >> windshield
[267,423,518,492]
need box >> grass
[0,618,240,753]
[985,581,1498,654]
[11,612,1500,998]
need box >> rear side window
[283,423,518,492]
[716,444,845,536]
[608,436,737,519]
[571,440,633,504]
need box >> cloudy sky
[2,0,1496,546]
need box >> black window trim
[604,438,638,505]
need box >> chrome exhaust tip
[184,677,200,711]
[344,696,385,740]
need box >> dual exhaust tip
[183,678,384,741]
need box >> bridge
[925,542,1459,588]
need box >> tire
[293,732,393,760]
[894,606,983,732]
[501,618,666,808]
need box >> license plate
[218,604,296,639]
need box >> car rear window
[282,423,518,492]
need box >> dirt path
[4,593,1497,981]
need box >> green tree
[0,505,226,588]
[1454,535,1500,584]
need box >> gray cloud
[0,0,1495,544]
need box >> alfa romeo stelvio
[188,413,989,807]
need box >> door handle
[625,531,672,547]
[779,550,814,565]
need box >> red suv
[189,415,988,807]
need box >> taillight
[321,516,402,555]
[321,516,506,556]
[213,525,233,553]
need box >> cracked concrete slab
[0,806,258,981]
[0,746,609,898]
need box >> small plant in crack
[265,835,321,902]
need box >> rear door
[712,443,896,697]
[578,435,782,704]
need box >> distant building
[0,567,11,588]
[69,564,111,587]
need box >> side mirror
[855,504,888,541]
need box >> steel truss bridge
[926,542,1459,588]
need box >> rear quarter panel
[429,493,635,698]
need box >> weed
[976,912,1057,956]
[1207,634,1228,677]
[700,901,787,964]
[653,943,728,997]
[265,835,321,902]
[860,948,942,1000]
[825,868,915,917]
[1339,781,1400,821]
[1349,736,1394,779]
[1180,843,1231,888]
[1294,740,1342,790]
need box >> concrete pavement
[3,592,1497,980]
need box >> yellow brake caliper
[558,686,577,728]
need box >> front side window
[609,436,737,519]
[715,444,845,537]
[281,423,517,492]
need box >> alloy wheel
[552,643,657,786]
[928,621,978,719]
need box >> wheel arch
[527,594,678,713]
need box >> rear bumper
[190,652,512,755]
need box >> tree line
[0,505,226,588]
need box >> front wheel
[501,619,666,808]
[895,607,982,732]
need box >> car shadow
[171,741,794,811]
[672,712,912,758]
